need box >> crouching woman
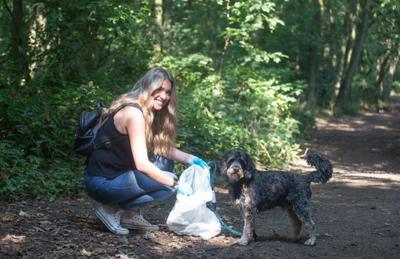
[84,67,208,234]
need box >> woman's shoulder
[118,104,143,119]
[113,103,145,132]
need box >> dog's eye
[238,158,246,166]
[227,158,238,167]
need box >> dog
[220,148,333,246]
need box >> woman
[84,67,208,235]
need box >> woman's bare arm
[168,147,193,164]
[121,107,174,186]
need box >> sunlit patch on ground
[315,113,400,133]
[1,234,26,243]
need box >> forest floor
[1,95,400,259]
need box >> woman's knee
[120,189,175,210]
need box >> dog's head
[220,148,256,183]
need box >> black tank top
[86,103,143,179]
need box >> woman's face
[151,79,172,110]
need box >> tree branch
[2,0,13,18]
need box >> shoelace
[136,215,146,222]
[136,215,153,225]
[114,210,122,220]
[124,214,151,225]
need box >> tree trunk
[306,0,323,112]
[207,2,218,66]
[332,0,357,106]
[219,0,231,76]
[162,0,172,50]
[382,46,400,103]
[4,0,29,82]
[374,47,391,107]
[154,0,163,53]
[321,0,337,109]
[342,0,359,76]
[334,0,370,115]
[28,3,46,80]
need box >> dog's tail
[306,153,333,184]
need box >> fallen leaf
[81,248,92,257]
[19,210,30,217]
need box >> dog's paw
[239,236,249,246]
[304,237,316,246]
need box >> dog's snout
[230,161,242,171]
[231,164,241,170]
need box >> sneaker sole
[95,209,129,235]
[121,222,159,231]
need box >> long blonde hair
[104,67,177,156]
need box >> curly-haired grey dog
[220,148,333,246]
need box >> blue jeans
[84,156,175,211]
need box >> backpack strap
[93,103,143,151]
[111,103,143,116]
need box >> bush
[0,54,309,199]
[0,81,111,199]
[158,55,304,167]
[392,81,400,93]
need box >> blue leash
[212,210,242,237]
[207,161,242,237]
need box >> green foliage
[0,142,83,200]
[218,0,286,71]
[1,0,156,199]
[0,80,113,199]
[393,81,400,93]
[158,55,303,167]
[1,0,345,199]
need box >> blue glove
[190,156,209,169]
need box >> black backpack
[74,102,140,156]
[74,102,105,156]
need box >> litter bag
[167,165,221,240]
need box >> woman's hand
[189,156,209,169]
[163,171,178,187]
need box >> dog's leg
[287,207,302,241]
[303,218,316,246]
[239,192,256,245]
[292,201,317,246]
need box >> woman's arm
[123,107,175,187]
[168,147,193,164]
[168,147,209,168]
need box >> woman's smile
[152,80,172,110]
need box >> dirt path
[1,96,399,259]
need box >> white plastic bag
[166,165,221,240]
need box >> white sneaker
[95,206,129,235]
[121,214,159,231]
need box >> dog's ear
[243,151,256,180]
